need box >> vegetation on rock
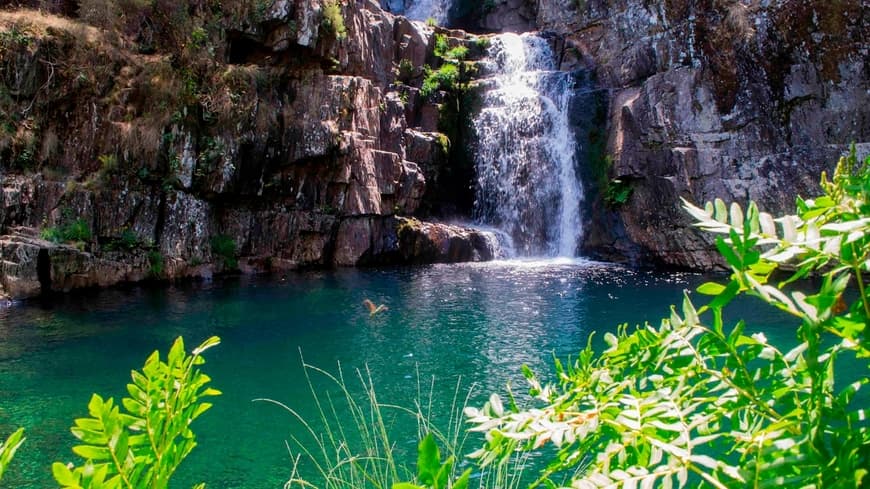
[321,1,347,40]
[210,234,238,270]
[421,34,469,99]
[41,218,92,245]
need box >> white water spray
[473,33,584,257]
[404,0,450,25]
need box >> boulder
[395,217,499,263]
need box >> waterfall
[472,33,584,257]
[404,0,450,24]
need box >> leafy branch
[466,146,870,488]
[52,336,221,489]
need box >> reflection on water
[0,261,792,487]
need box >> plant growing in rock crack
[603,178,633,207]
[465,146,870,488]
[210,234,238,270]
[147,249,165,278]
[42,218,92,246]
[321,0,347,40]
[421,35,469,99]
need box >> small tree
[466,147,869,488]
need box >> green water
[0,259,794,488]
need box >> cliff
[0,1,494,300]
[1,0,868,299]
[532,0,869,268]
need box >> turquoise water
[0,259,793,487]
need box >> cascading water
[472,33,584,257]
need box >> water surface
[0,260,793,487]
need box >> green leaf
[417,433,440,485]
[521,364,534,380]
[697,282,726,296]
[709,279,740,310]
[715,237,742,269]
[56,336,220,489]
[168,337,186,366]
[714,198,728,222]
[0,428,25,482]
[72,445,112,461]
[452,468,472,489]
[53,462,78,486]
[393,484,425,489]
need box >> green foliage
[195,137,226,179]
[425,17,438,27]
[421,64,459,98]
[190,27,208,48]
[41,219,92,245]
[105,228,140,252]
[435,134,450,155]
[147,250,165,278]
[444,46,468,62]
[118,228,139,250]
[98,154,118,175]
[393,434,471,489]
[466,147,870,488]
[396,58,416,82]
[0,24,32,47]
[321,1,347,40]
[603,178,633,207]
[53,336,221,489]
[210,234,238,270]
[433,34,450,58]
[0,428,25,483]
[422,35,470,99]
[264,360,514,489]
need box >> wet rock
[395,217,498,263]
[0,228,152,299]
[333,216,499,266]
[479,0,537,33]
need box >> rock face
[0,4,488,299]
[2,0,867,300]
[536,0,869,268]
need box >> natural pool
[0,259,794,488]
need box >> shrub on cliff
[321,0,347,40]
[465,147,870,487]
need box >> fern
[52,336,221,489]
